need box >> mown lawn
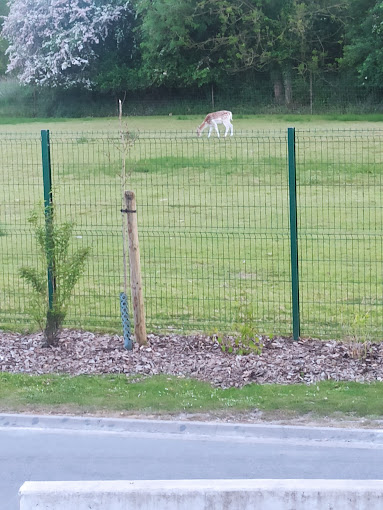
[1,372,382,422]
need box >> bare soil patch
[1,330,382,388]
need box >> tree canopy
[341,0,383,88]
[0,0,382,104]
[2,0,131,87]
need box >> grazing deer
[197,110,233,138]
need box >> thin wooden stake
[119,99,128,295]
[124,190,147,345]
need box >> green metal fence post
[288,127,300,340]
[41,129,55,310]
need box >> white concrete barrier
[19,479,383,510]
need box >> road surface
[2,413,383,510]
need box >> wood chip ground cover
[1,330,382,388]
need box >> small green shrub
[213,329,263,356]
[342,311,372,360]
[19,208,91,346]
[212,304,263,356]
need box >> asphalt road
[2,414,383,510]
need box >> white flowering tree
[1,0,130,87]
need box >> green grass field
[1,372,382,422]
[1,114,383,340]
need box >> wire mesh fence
[126,131,291,336]
[296,129,383,341]
[0,128,382,340]
[0,133,43,328]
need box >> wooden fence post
[123,190,147,345]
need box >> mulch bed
[1,330,382,388]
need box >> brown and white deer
[197,110,233,138]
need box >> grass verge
[1,373,382,421]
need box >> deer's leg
[208,126,213,137]
[213,121,220,138]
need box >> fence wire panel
[49,132,124,330]
[2,128,382,340]
[0,134,43,329]
[127,131,291,335]
[296,129,383,340]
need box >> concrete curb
[2,412,383,445]
[19,479,383,510]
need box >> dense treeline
[0,0,382,115]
